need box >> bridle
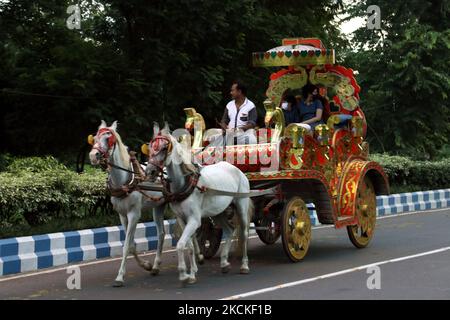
[91,128,141,175]
[92,128,117,166]
[147,133,202,203]
[147,134,173,176]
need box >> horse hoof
[221,265,231,274]
[143,262,153,271]
[180,279,190,288]
[150,268,160,276]
[188,277,197,284]
[112,281,124,287]
[240,268,250,275]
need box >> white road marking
[220,246,450,300]
[0,207,448,282]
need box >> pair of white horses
[89,120,253,286]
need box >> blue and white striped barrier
[0,221,175,276]
[1,189,449,276]
[376,189,450,216]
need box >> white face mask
[281,102,289,110]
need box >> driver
[215,80,257,145]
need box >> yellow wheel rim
[282,197,311,261]
[349,177,377,247]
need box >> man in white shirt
[217,80,257,145]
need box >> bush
[0,156,110,235]
[0,153,14,172]
[0,156,169,238]
[370,154,450,191]
[6,156,69,173]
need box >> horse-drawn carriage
[181,37,390,262]
[88,37,390,286]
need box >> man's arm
[220,108,230,130]
[239,107,257,131]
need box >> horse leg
[235,199,251,274]
[114,209,147,287]
[114,214,129,287]
[127,210,150,271]
[192,235,204,265]
[177,217,204,265]
[177,217,200,286]
[186,238,198,284]
[150,205,165,275]
[213,213,234,273]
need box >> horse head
[145,122,174,179]
[88,120,119,166]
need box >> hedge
[0,156,110,233]
[0,154,449,238]
[369,154,450,192]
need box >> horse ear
[153,122,160,138]
[110,120,118,131]
[99,120,107,129]
[163,121,170,134]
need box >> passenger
[299,85,324,132]
[281,95,300,125]
[312,87,327,108]
[295,94,302,106]
[312,86,330,122]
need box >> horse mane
[111,130,130,167]
[165,131,197,175]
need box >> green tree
[343,0,450,159]
[0,0,346,158]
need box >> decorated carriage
[182,38,389,262]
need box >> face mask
[281,102,289,110]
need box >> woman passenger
[299,85,324,132]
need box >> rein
[106,161,143,175]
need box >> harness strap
[162,172,201,203]
[195,185,278,198]
[136,189,164,202]
[107,151,147,198]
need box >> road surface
[1,208,449,300]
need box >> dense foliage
[344,0,450,159]
[0,0,346,156]
[0,156,109,230]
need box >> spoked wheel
[255,215,281,245]
[281,197,312,262]
[347,177,377,248]
[254,197,281,245]
[197,218,223,259]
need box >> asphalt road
[1,208,449,300]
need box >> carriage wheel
[347,177,377,248]
[255,216,281,245]
[197,219,223,259]
[254,198,281,245]
[281,197,312,262]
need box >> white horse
[145,123,253,285]
[88,120,204,287]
